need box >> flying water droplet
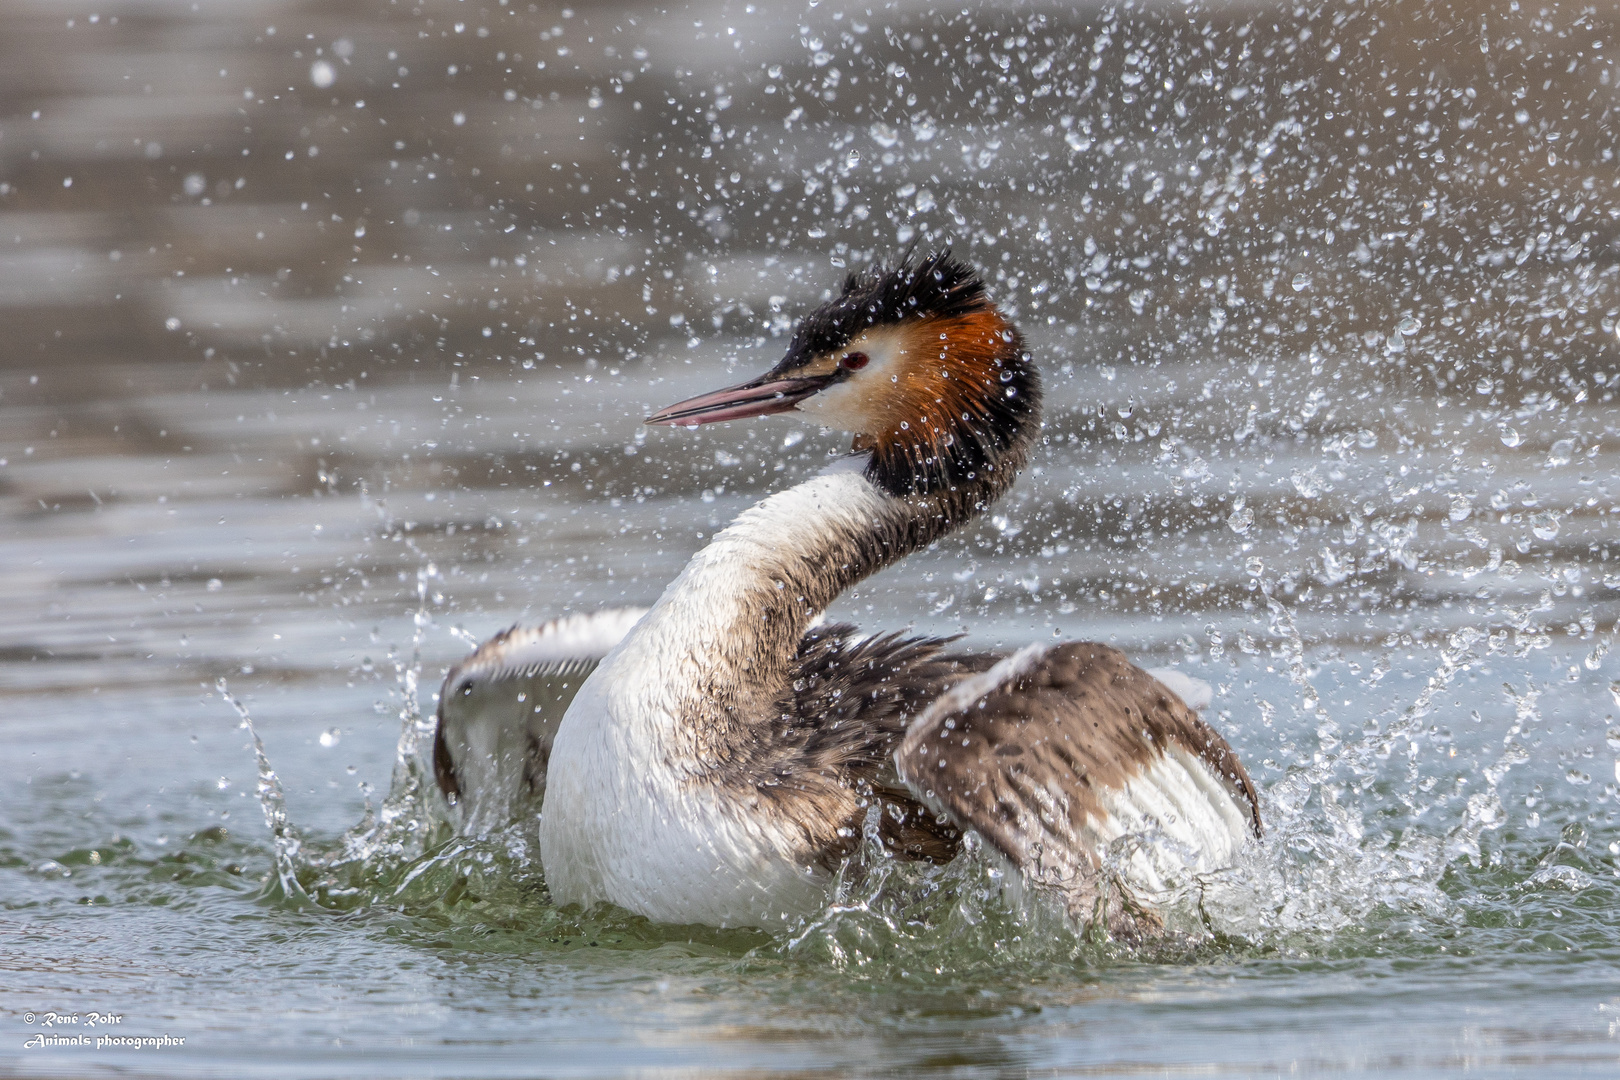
[1290,468,1323,498]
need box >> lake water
[4,0,1620,1075]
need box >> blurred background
[4,0,1616,701]
[5,1,1620,1073]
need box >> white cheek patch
[794,325,918,434]
[795,378,868,429]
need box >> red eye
[840,351,869,370]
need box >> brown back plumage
[717,624,1000,866]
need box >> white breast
[537,467,887,928]
[536,666,833,928]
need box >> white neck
[538,460,899,926]
[616,459,892,761]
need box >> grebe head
[646,250,1040,496]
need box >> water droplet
[1530,511,1560,541]
[1290,468,1323,498]
[1500,427,1523,448]
[1291,272,1309,292]
[1547,439,1574,466]
[310,60,336,89]
[320,728,341,748]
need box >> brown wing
[434,608,646,833]
[894,642,1260,906]
[753,625,1000,865]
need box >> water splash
[216,677,308,905]
[221,543,1569,965]
[225,519,464,908]
[832,565,1567,955]
[1182,590,1560,945]
[298,559,466,906]
[779,814,1110,977]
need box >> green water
[7,644,1620,1076]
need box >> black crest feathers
[772,249,992,372]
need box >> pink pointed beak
[644,373,834,427]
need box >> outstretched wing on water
[433,608,647,834]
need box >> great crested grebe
[433,251,1260,933]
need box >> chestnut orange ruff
[861,306,1039,498]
